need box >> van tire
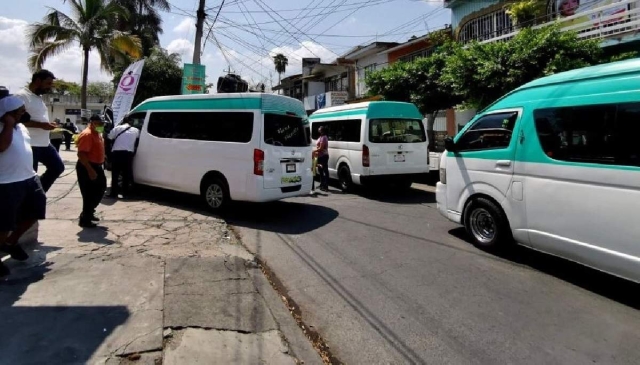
[338,165,353,192]
[463,197,512,251]
[201,177,229,212]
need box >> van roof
[310,101,423,120]
[518,58,640,90]
[130,93,307,118]
[483,58,640,112]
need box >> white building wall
[355,52,390,98]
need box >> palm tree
[273,53,288,94]
[28,0,142,109]
[113,0,170,56]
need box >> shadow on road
[226,201,339,235]
[358,186,436,205]
[449,227,640,309]
[133,185,340,235]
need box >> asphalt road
[227,184,640,365]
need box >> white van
[125,93,313,211]
[436,59,640,283]
[309,101,429,190]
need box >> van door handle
[496,160,512,167]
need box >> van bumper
[436,182,461,224]
[241,181,313,203]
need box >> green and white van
[309,101,429,190]
[437,58,640,283]
[125,93,312,210]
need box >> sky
[0,0,450,93]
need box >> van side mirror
[444,137,456,152]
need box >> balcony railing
[468,0,640,45]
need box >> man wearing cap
[76,114,107,228]
[15,70,65,193]
[0,96,47,277]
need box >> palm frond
[28,22,78,47]
[110,32,143,59]
[28,39,75,71]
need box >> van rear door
[367,118,429,175]
[261,113,311,190]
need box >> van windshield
[264,113,309,147]
[369,119,426,143]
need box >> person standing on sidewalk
[15,70,65,192]
[63,118,77,150]
[316,126,330,192]
[107,116,139,199]
[50,119,64,152]
[0,96,47,278]
[76,115,107,228]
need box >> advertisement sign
[111,59,145,125]
[555,0,628,27]
[328,91,348,106]
[182,63,206,95]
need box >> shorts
[0,176,47,232]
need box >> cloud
[173,18,195,34]
[166,38,195,60]
[0,16,114,93]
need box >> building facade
[445,0,640,47]
[341,42,399,99]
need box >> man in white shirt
[0,96,47,278]
[107,116,139,198]
[15,70,65,192]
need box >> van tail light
[362,144,370,167]
[254,149,264,176]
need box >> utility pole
[193,0,206,64]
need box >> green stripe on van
[131,97,262,112]
[309,108,367,119]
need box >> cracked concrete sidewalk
[0,150,321,365]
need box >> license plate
[286,163,296,173]
[394,154,405,162]
[281,176,302,184]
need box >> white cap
[0,96,25,117]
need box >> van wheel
[201,177,229,212]
[338,165,353,192]
[463,197,512,251]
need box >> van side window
[533,104,639,166]
[127,112,146,130]
[147,112,253,143]
[311,119,362,142]
[456,112,518,151]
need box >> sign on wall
[554,0,628,27]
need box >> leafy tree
[505,0,547,27]
[52,79,81,95]
[366,41,462,144]
[443,25,602,109]
[112,47,182,106]
[273,53,288,92]
[87,81,114,98]
[28,0,142,108]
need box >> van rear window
[264,114,309,147]
[369,119,426,143]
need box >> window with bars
[325,73,349,92]
[459,9,514,43]
[364,64,377,77]
[398,47,437,63]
